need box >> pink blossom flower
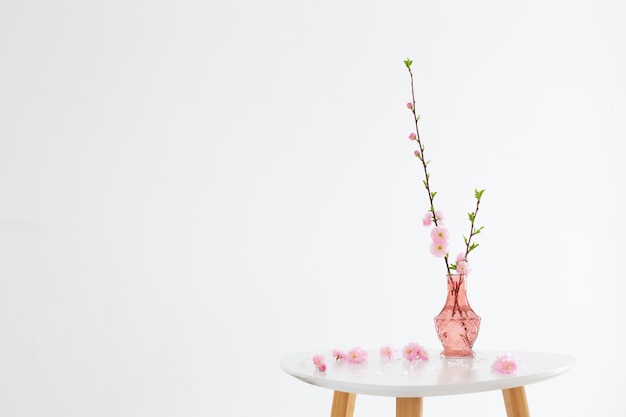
[430,226,449,243]
[347,346,368,364]
[422,210,445,226]
[408,132,417,140]
[406,102,413,110]
[414,150,421,158]
[332,349,346,362]
[492,355,518,374]
[312,354,324,367]
[455,253,471,274]
[312,354,327,372]
[402,342,429,361]
[433,210,445,225]
[430,241,448,258]
[379,344,395,359]
[456,260,471,275]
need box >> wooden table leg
[396,397,423,417]
[502,386,530,417]
[330,391,356,417]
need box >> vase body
[434,274,481,358]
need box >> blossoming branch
[404,58,485,277]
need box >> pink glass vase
[434,273,481,358]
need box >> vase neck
[446,274,470,308]
[447,273,467,288]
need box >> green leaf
[468,212,475,222]
[450,264,457,270]
[404,59,413,68]
[471,226,484,236]
[469,243,480,251]
[474,189,485,199]
[430,191,437,199]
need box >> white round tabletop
[281,348,575,398]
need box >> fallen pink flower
[312,354,327,372]
[379,344,395,359]
[492,355,518,374]
[347,346,368,364]
[332,348,346,362]
[402,342,429,361]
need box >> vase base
[439,349,475,359]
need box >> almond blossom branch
[404,58,451,275]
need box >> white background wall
[1,0,625,416]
